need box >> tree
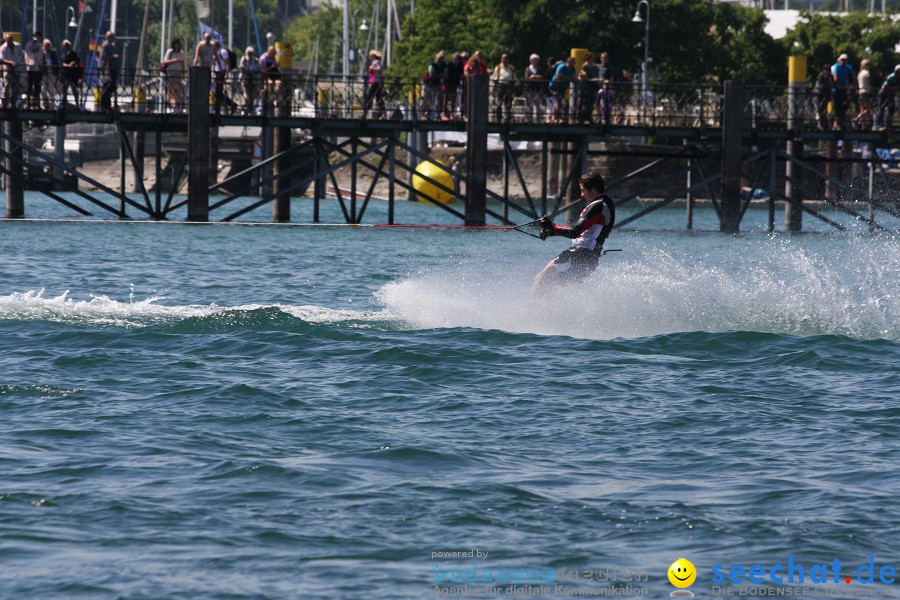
[781,12,899,84]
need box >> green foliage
[286,4,343,73]
[781,12,900,83]
[389,0,785,84]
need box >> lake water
[1,193,899,599]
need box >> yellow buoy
[412,160,456,204]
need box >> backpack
[227,48,237,71]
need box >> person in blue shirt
[875,65,900,132]
[549,56,575,123]
[831,53,856,130]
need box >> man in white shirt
[23,31,43,108]
[212,40,236,114]
[0,34,21,108]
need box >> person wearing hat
[239,46,261,115]
[875,64,900,132]
[523,53,545,123]
[363,49,385,119]
[831,53,856,130]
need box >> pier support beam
[785,56,806,232]
[785,142,803,231]
[187,67,210,222]
[273,104,291,222]
[720,80,744,233]
[5,119,24,218]
[465,74,488,226]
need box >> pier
[2,67,898,232]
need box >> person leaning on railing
[259,46,280,109]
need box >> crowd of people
[812,52,900,132]
[1,29,898,133]
[408,49,631,125]
[0,29,286,114]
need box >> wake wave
[377,236,900,341]
[2,236,897,341]
[0,289,381,329]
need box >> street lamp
[66,6,78,29]
[632,0,650,102]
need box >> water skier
[531,172,615,294]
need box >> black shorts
[552,247,600,282]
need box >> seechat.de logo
[669,558,697,597]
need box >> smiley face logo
[668,558,697,588]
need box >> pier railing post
[187,67,210,222]
[465,74,488,226]
[273,103,291,223]
[5,120,24,218]
[720,80,744,233]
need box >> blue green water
[1,194,899,599]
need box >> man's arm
[541,200,609,239]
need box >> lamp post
[631,0,650,104]
[358,18,369,75]
[342,0,349,77]
[66,6,78,32]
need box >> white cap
[529,53,540,61]
[838,53,848,60]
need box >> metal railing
[1,66,896,132]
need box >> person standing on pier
[595,52,617,127]
[363,49,385,119]
[0,34,22,109]
[212,40,236,115]
[23,31,43,108]
[259,46,280,111]
[814,63,835,131]
[531,171,615,294]
[831,53,856,130]
[523,54,545,124]
[855,59,875,129]
[193,33,215,68]
[239,46,260,115]
[875,65,900,132]
[60,40,83,109]
[462,50,487,118]
[577,52,599,124]
[162,38,186,112]
[99,31,120,111]
[491,53,516,123]
[548,56,576,124]
[424,51,448,121]
[40,39,60,109]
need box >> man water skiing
[531,171,615,294]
